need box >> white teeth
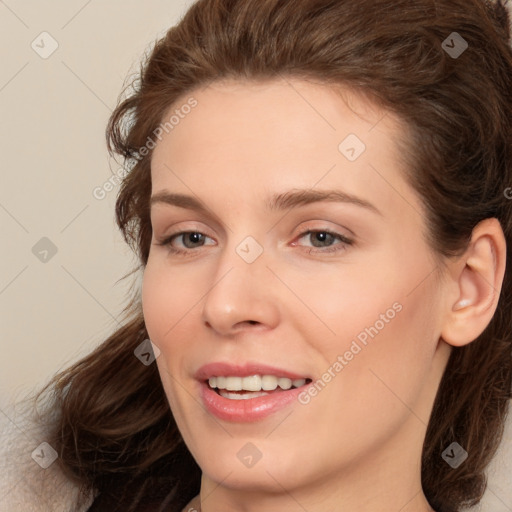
[207,374,307,391]
[224,376,242,390]
[278,377,293,390]
[243,375,262,391]
[261,375,278,390]
[218,390,269,400]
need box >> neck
[181,440,436,512]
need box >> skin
[141,78,506,512]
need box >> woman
[9,0,512,510]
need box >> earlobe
[441,218,506,347]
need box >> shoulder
[0,398,95,512]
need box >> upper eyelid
[152,216,355,236]
[158,223,353,239]
[150,204,362,238]
[160,227,353,247]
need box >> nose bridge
[200,232,278,334]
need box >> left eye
[295,230,353,252]
[160,231,213,250]
[156,229,353,256]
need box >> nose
[200,247,280,337]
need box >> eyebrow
[149,188,382,216]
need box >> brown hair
[34,1,512,511]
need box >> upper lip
[195,362,311,381]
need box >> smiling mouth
[206,375,313,399]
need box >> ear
[441,218,507,347]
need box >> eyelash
[155,228,353,257]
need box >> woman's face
[143,78,451,508]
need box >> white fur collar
[0,400,94,512]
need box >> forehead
[152,78,394,158]
[150,78,421,219]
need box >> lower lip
[199,381,307,422]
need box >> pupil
[314,232,331,246]
[188,233,202,246]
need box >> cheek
[320,281,439,437]
[286,261,406,356]
[141,259,197,344]
[141,263,167,342]
[302,253,440,421]
[141,261,196,425]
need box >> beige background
[0,0,511,510]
